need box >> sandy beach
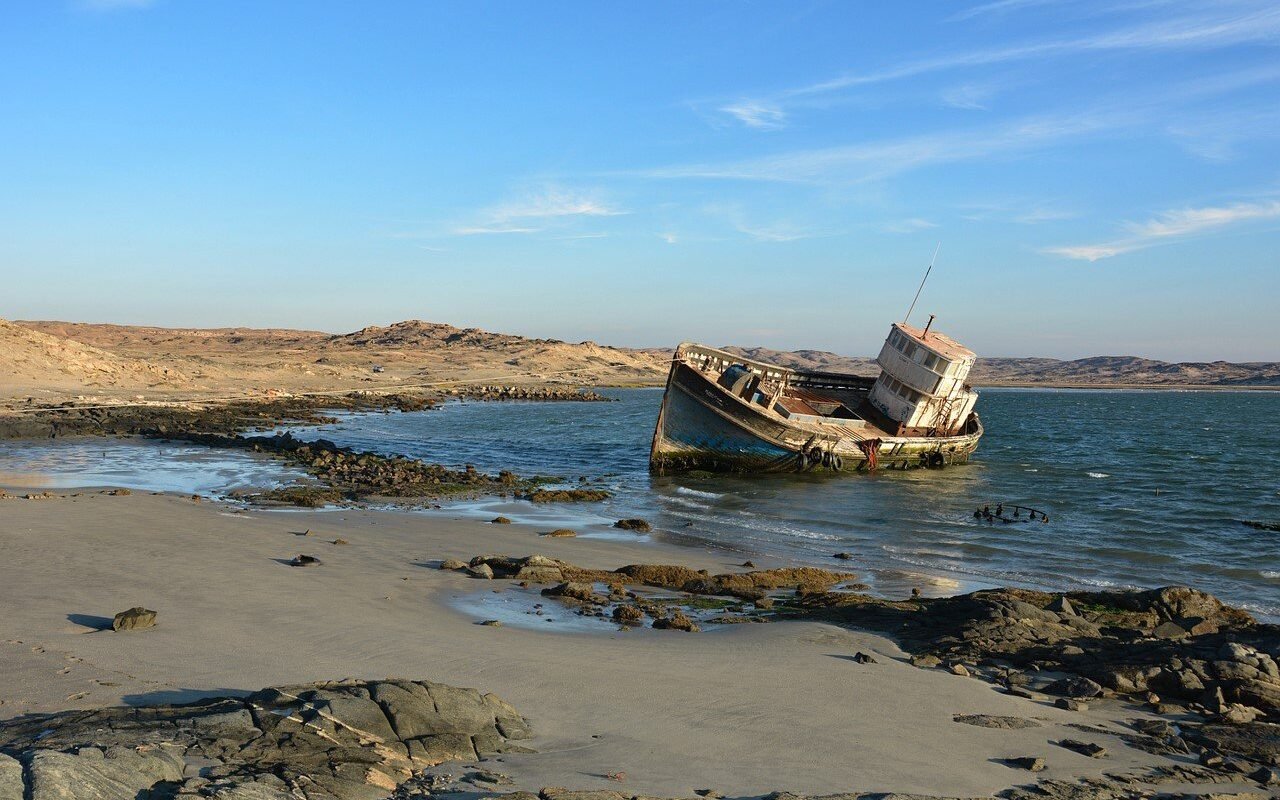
[1,488,1266,797]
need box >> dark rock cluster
[0,679,531,800]
[447,386,613,402]
[0,393,434,440]
[449,555,860,630]
[793,584,1280,781]
[173,431,523,503]
[522,488,612,503]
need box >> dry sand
[0,490,1218,796]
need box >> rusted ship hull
[649,345,983,475]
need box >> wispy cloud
[948,0,1063,22]
[884,218,939,233]
[639,109,1124,184]
[962,202,1077,224]
[719,101,788,130]
[453,225,542,236]
[1044,199,1280,261]
[711,5,1280,128]
[447,187,625,236]
[791,7,1280,97]
[80,0,156,10]
[940,83,999,111]
[485,189,625,222]
[658,232,678,245]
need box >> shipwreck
[649,315,983,474]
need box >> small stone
[491,516,512,524]
[613,518,652,532]
[1152,620,1189,639]
[1047,595,1076,616]
[1199,752,1224,768]
[653,610,700,632]
[479,620,503,627]
[852,652,877,664]
[754,597,775,610]
[288,554,322,567]
[741,561,756,568]
[440,558,468,570]
[332,538,349,546]
[545,529,576,538]
[468,563,495,579]
[1045,676,1103,698]
[613,605,644,625]
[1057,739,1107,758]
[1005,757,1046,772]
[1249,765,1280,785]
[833,552,853,560]
[911,654,941,668]
[1055,698,1087,712]
[112,607,157,632]
[949,663,970,677]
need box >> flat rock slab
[952,714,1042,729]
[0,678,532,800]
[0,753,22,800]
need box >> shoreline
[2,489,1275,797]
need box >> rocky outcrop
[0,679,531,800]
[796,585,1280,722]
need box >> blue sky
[2,1,1278,361]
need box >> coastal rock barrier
[170,431,522,503]
[0,393,435,440]
[446,385,613,402]
[0,678,531,800]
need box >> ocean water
[281,388,1280,618]
[3,389,1277,618]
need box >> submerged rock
[653,610,700,632]
[613,518,652,532]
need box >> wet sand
[0,490,1237,796]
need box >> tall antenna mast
[903,242,940,325]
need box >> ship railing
[674,342,793,383]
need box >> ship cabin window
[882,375,922,404]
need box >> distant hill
[724,345,1280,387]
[5,319,668,402]
[0,318,196,395]
[4,319,1276,406]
